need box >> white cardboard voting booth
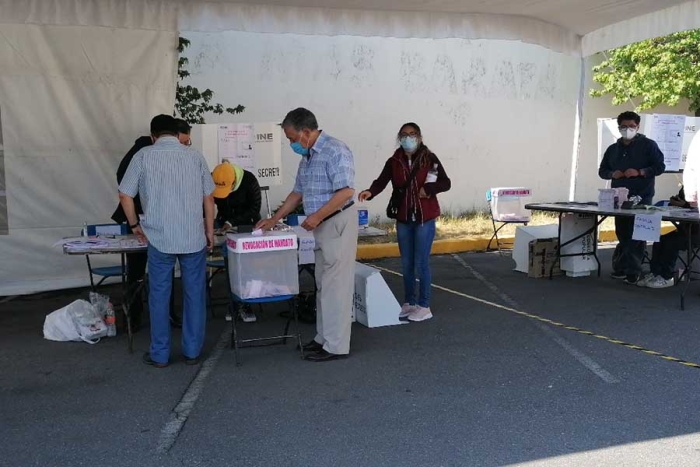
[559,213,597,277]
[353,262,404,328]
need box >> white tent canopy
[180,0,698,56]
[2,0,700,296]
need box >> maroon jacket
[367,146,451,223]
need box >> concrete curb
[356,225,676,260]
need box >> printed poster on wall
[644,114,685,172]
[217,123,255,172]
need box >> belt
[322,201,355,223]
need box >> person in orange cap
[212,160,262,322]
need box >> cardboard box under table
[225,232,303,365]
[513,225,561,277]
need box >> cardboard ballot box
[528,238,562,278]
[513,224,559,276]
[226,232,300,299]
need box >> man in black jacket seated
[212,160,262,323]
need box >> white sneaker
[399,303,416,319]
[239,307,257,323]
[636,273,656,288]
[408,306,433,322]
[225,311,233,322]
[646,276,675,289]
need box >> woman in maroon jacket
[359,123,451,322]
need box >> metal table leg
[681,223,693,311]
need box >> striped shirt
[293,132,355,215]
[119,136,215,254]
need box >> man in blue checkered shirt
[257,108,358,362]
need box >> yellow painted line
[357,225,677,260]
[372,264,700,371]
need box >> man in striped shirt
[119,115,216,368]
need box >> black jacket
[111,136,152,224]
[215,170,262,227]
[598,134,665,203]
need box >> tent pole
[568,56,585,202]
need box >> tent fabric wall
[0,0,178,296]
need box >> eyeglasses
[400,133,419,138]
[618,126,638,131]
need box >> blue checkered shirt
[293,132,355,215]
[118,136,215,254]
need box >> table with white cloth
[525,202,700,310]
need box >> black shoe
[142,352,169,368]
[297,340,323,352]
[611,271,626,280]
[623,274,640,285]
[304,349,348,362]
[184,355,201,366]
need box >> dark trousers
[126,252,147,320]
[650,231,688,280]
[613,216,646,276]
[125,251,178,325]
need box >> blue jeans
[148,245,207,363]
[396,220,436,308]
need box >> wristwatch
[129,220,140,229]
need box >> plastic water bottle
[105,302,117,337]
[426,164,438,183]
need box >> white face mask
[622,128,637,140]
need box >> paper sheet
[646,114,685,172]
[632,213,662,242]
[218,123,256,172]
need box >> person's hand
[206,230,215,252]
[255,218,277,231]
[215,222,233,235]
[301,213,322,231]
[132,225,148,244]
[612,170,624,179]
[419,187,430,198]
[624,168,640,178]
[358,190,372,202]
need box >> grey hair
[281,108,319,131]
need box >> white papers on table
[61,239,111,251]
[632,212,662,242]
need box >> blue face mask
[290,133,310,156]
[400,136,419,153]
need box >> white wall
[576,54,691,202]
[183,31,581,218]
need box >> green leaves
[590,29,700,115]
[175,36,245,124]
